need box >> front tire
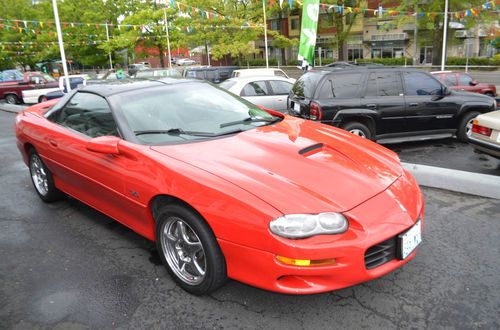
[28,149,63,202]
[341,121,373,140]
[39,95,48,103]
[457,111,480,142]
[155,204,227,295]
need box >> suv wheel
[457,111,480,142]
[342,122,373,140]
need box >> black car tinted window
[55,92,118,138]
[327,73,363,98]
[365,72,402,97]
[403,72,442,96]
[241,81,269,96]
[292,73,323,98]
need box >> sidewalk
[0,103,26,113]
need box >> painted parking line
[403,162,500,199]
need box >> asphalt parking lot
[1,108,500,329]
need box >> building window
[291,18,300,30]
[371,48,404,58]
[348,48,363,61]
[270,20,280,31]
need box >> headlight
[269,212,348,239]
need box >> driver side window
[54,92,118,138]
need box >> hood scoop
[299,143,324,155]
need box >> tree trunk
[281,48,286,66]
[335,12,345,61]
[431,18,443,66]
[158,44,165,68]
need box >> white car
[219,76,294,113]
[468,110,500,159]
[232,68,296,83]
[176,58,197,66]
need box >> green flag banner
[297,0,320,69]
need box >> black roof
[306,67,422,75]
[80,78,195,97]
[184,66,240,71]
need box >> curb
[402,162,500,200]
[0,104,26,114]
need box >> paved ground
[1,107,499,329]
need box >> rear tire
[155,204,227,295]
[341,122,373,140]
[28,149,64,202]
[457,111,480,142]
[5,94,19,104]
[39,95,48,103]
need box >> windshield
[43,74,56,82]
[219,80,236,90]
[115,82,280,145]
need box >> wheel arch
[149,194,206,225]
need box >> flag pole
[262,0,269,68]
[51,0,71,92]
[440,0,449,71]
[105,23,113,70]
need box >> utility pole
[51,0,70,92]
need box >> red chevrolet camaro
[15,79,424,295]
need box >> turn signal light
[471,121,492,137]
[276,255,336,267]
[310,102,322,121]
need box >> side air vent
[298,143,324,155]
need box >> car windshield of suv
[116,82,281,145]
[292,73,324,98]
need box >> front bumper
[218,171,424,294]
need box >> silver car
[219,76,294,113]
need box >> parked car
[131,68,181,79]
[128,63,148,76]
[0,69,24,83]
[183,66,240,84]
[15,79,423,295]
[42,75,89,102]
[288,68,496,143]
[231,68,295,82]
[219,76,294,113]
[0,72,59,104]
[176,58,197,66]
[431,71,497,97]
[467,110,500,159]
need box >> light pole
[262,0,269,68]
[163,1,172,69]
[105,22,113,70]
[51,0,70,92]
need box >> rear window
[292,73,324,98]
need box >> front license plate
[293,102,301,113]
[398,220,422,260]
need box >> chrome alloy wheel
[30,154,49,196]
[466,118,474,137]
[349,129,367,138]
[160,217,206,285]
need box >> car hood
[452,90,495,103]
[151,117,403,214]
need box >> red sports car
[15,79,424,295]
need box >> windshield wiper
[134,128,214,137]
[220,116,281,128]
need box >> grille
[364,236,397,270]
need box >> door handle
[277,99,283,102]
[48,138,58,147]
[366,104,377,109]
[409,103,419,107]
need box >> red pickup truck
[431,71,497,97]
[0,72,59,104]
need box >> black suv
[288,68,496,142]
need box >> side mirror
[469,80,478,86]
[85,136,121,155]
